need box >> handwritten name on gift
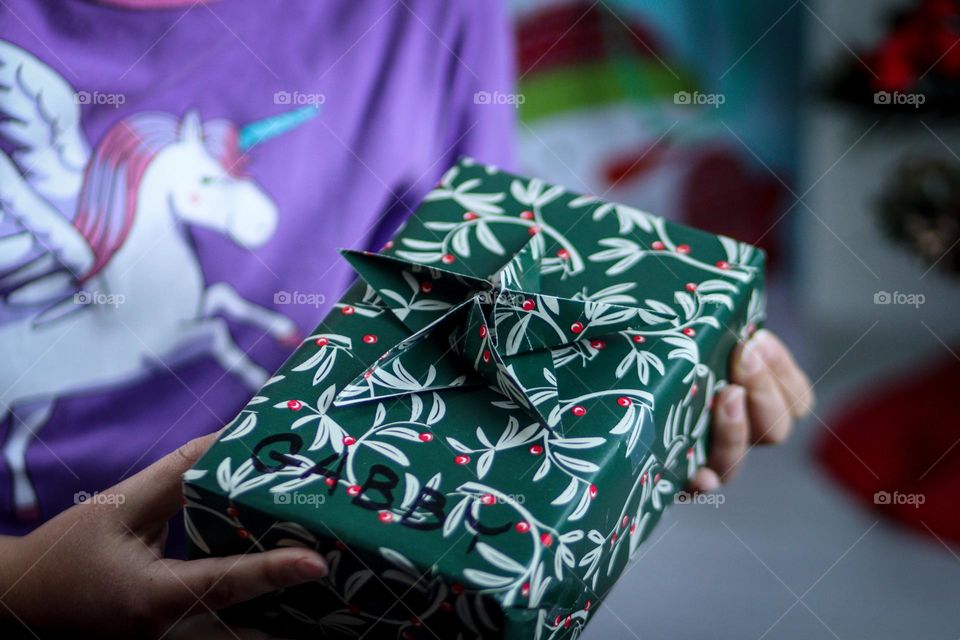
[250,432,515,537]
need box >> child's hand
[692,329,815,491]
[0,431,327,639]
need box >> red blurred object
[680,147,786,270]
[869,0,960,91]
[817,353,960,544]
[515,2,662,77]
[602,142,670,186]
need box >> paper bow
[333,236,663,431]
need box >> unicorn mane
[73,112,244,281]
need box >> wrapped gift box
[184,158,765,639]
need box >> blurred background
[508,0,960,637]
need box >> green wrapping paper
[184,158,766,639]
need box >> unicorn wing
[0,39,90,211]
[0,148,92,311]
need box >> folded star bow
[333,237,661,431]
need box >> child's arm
[0,431,327,638]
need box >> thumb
[154,547,327,617]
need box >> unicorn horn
[239,104,321,151]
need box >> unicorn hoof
[277,330,303,348]
[15,505,41,522]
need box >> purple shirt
[0,0,516,536]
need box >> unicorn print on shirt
[0,40,316,519]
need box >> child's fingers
[730,336,793,445]
[115,430,223,525]
[707,385,749,481]
[154,548,327,618]
[750,330,815,418]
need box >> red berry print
[630,521,637,535]
[522,298,536,311]
[378,511,394,523]
[479,325,487,338]
[682,327,696,336]
[556,248,570,259]
[685,282,697,292]
[463,211,478,220]
[570,405,586,416]
[522,582,531,596]
[540,533,553,547]
[480,494,496,506]
[315,337,328,347]
[324,477,336,487]
[520,210,534,220]
[529,444,544,455]
[564,615,572,629]
[363,370,373,379]
[342,436,357,446]
[341,305,355,315]
[441,253,455,264]
[676,244,691,254]
[454,455,470,465]
[420,281,433,293]
[237,528,250,539]
[515,521,530,533]
[716,260,731,270]
[528,225,540,236]
[590,339,605,350]
[621,515,629,528]
[651,240,665,250]
[347,485,362,497]
[554,615,563,626]
[585,599,592,611]
[286,400,302,411]
[632,334,646,343]
[482,349,492,363]
[382,240,394,250]
[690,383,698,396]
[418,432,433,442]
[226,506,239,518]
[617,396,631,407]
[362,334,377,344]
[570,321,584,334]
[589,484,598,498]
